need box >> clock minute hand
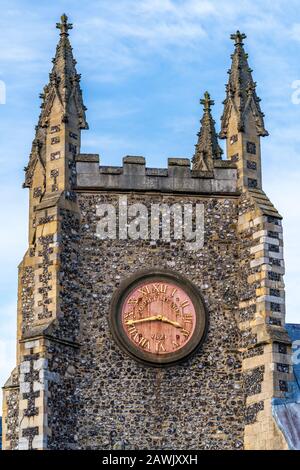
[125,315,160,326]
[125,315,183,328]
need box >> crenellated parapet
[76,155,238,194]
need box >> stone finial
[220,30,268,138]
[200,91,214,111]
[192,92,223,172]
[230,30,246,46]
[56,14,73,36]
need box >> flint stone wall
[71,192,249,450]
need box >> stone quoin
[2,15,300,450]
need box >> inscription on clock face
[121,281,197,355]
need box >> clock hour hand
[160,316,182,328]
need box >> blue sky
[1,0,300,400]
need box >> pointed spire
[220,30,268,138]
[39,13,88,129]
[192,92,223,171]
[24,14,88,188]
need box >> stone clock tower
[2,17,298,450]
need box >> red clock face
[110,270,207,366]
[121,281,196,355]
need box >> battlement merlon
[75,155,238,194]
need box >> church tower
[2,20,298,451]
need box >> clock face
[110,269,208,366]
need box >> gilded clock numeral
[138,337,150,350]
[183,314,193,324]
[156,341,166,353]
[124,311,134,321]
[180,300,190,309]
[138,286,151,295]
[172,340,180,349]
[152,284,160,294]
[126,324,150,350]
[127,324,138,335]
[152,283,168,294]
[171,288,177,297]
[131,332,140,342]
[127,298,138,305]
[181,328,190,338]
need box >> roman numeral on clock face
[138,286,151,295]
[181,328,190,338]
[127,324,137,335]
[124,311,134,321]
[138,337,150,350]
[183,314,193,324]
[156,341,166,353]
[152,283,168,294]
